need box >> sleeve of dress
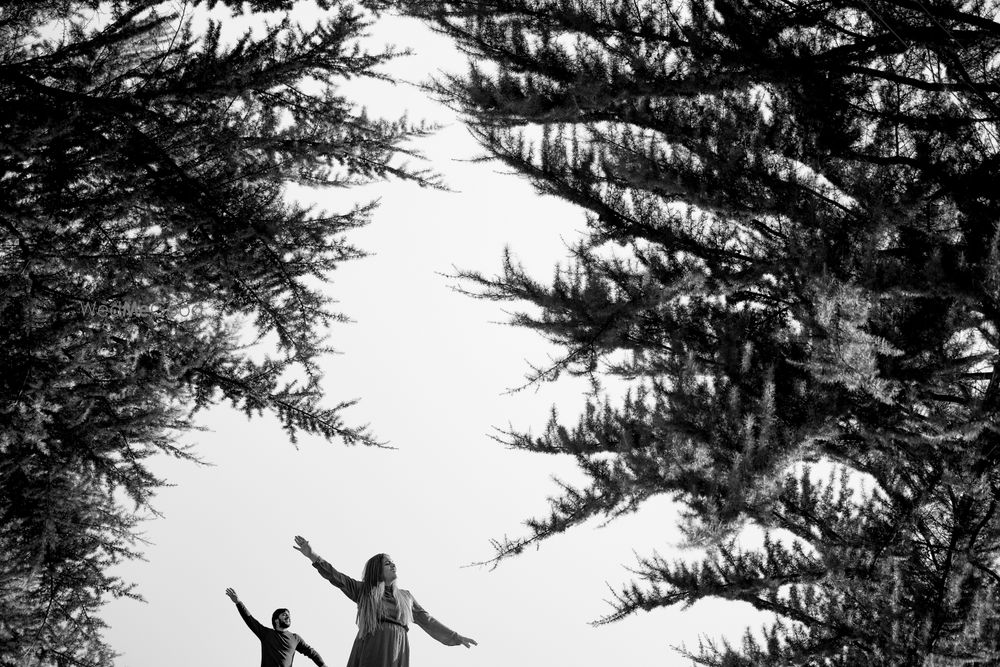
[411,597,462,646]
[312,558,363,603]
[234,602,265,638]
[294,635,326,666]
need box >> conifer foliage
[0,1,433,663]
[400,0,1000,663]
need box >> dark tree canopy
[0,1,434,664]
[398,0,1000,663]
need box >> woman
[293,535,477,667]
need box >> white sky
[101,8,769,666]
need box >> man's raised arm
[225,587,264,638]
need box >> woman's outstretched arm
[411,597,477,649]
[293,535,363,603]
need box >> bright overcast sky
[101,6,768,666]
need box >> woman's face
[382,555,397,584]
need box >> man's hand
[457,635,477,649]
[225,587,239,604]
[294,535,317,561]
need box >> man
[226,587,326,667]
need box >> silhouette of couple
[226,536,477,667]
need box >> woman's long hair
[356,554,413,637]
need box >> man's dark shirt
[234,602,325,667]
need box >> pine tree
[396,0,1000,663]
[0,1,435,663]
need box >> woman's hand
[457,635,477,648]
[225,587,240,604]
[294,535,317,561]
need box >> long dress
[311,558,462,667]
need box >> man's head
[271,608,291,630]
